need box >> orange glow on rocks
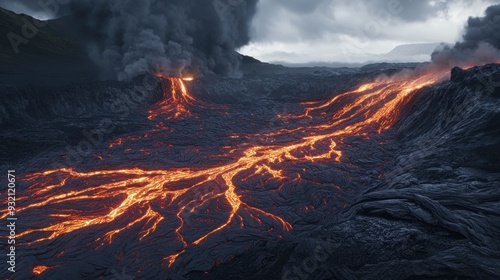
[32,265,52,275]
[9,69,451,271]
[148,77,197,120]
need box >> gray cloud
[0,0,258,80]
[250,0,455,43]
[273,0,330,14]
[431,3,500,67]
[2,0,499,68]
[364,0,449,22]
[66,0,258,80]
[240,0,500,64]
[249,0,500,43]
[455,3,500,50]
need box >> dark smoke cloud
[455,4,500,50]
[66,0,258,80]
[432,3,500,68]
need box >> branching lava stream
[3,69,451,276]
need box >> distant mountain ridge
[0,7,83,63]
[382,43,444,62]
[0,7,97,86]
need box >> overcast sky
[239,0,500,64]
[2,0,499,64]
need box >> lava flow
[148,75,200,120]
[5,69,452,275]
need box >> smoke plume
[431,4,500,68]
[67,0,258,80]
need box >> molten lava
[32,265,52,275]
[148,76,197,120]
[4,69,453,275]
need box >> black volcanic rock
[1,28,499,279]
[0,74,164,162]
[450,66,466,81]
[189,64,500,280]
[449,64,500,96]
[240,54,264,64]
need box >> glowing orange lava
[148,76,197,120]
[32,265,52,275]
[4,68,452,269]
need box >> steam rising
[68,0,258,80]
[432,4,500,68]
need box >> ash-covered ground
[0,63,499,280]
